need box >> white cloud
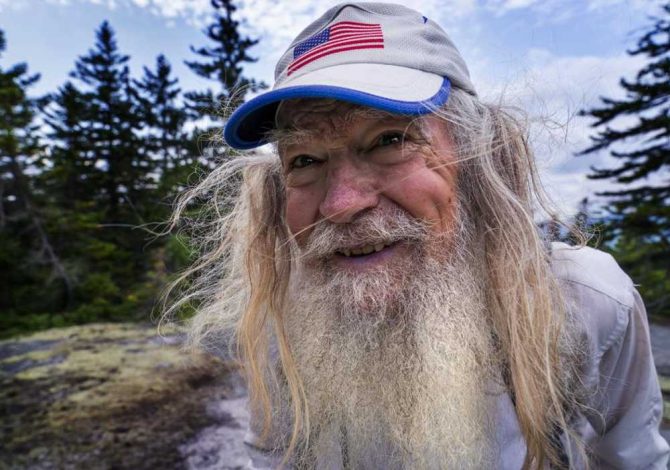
[473,48,647,213]
[483,0,654,17]
[132,0,211,21]
[0,0,213,21]
[0,0,29,11]
[485,0,539,12]
[585,0,653,12]
[233,0,478,61]
[1,0,655,24]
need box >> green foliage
[580,3,670,318]
[604,233,670,320]
[0,27,72,315]
[69,21,149,220]
[184,0,267,122]
[0,0,261,338]
[134,54,193,177]
[165,234,196,272]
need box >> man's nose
[319,161,379,224]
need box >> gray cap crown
[223,2,476,149]
[274,2,476,95]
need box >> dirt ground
[0,323,238,470]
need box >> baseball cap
[224,2,476,150]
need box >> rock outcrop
[0,323,240,469]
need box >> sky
[0,0,663,216]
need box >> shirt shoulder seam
[558,276,634,310]
[560,277,632,358]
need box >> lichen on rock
[0,322,237,469]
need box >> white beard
[281,211,502,469]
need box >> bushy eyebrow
[269,110,428,156]
[268,126,321,152]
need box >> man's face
[275,101,497,467]
[278,100,460,273]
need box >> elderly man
[175,2,669,468]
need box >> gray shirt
[245,244,670,469]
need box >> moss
[659,375,670,394]
[0,347,60,367]
[13,322,180,342]
[0,322,235,469]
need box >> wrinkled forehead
[276,98,392,128]
[272,98,423,148]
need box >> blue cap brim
[223,77,451,150]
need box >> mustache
[300,207,429,260]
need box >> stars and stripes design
[288,21,384,75]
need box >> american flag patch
[288,21,384,75]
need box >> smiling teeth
[341,243,388,257]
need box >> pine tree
[184,0,266,122]
[580,3,670,317]
[0,29,72,315]
[42,82,93,208]
[135,55,191,175]
[40,22,161,323]
[70,20,148,221]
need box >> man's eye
[376,132,404,147]
[289,155,319,169]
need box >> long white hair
[163,88,587,469]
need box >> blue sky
[0,0,662,215]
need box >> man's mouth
[336,242,393,258]
[330,241,402,270]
